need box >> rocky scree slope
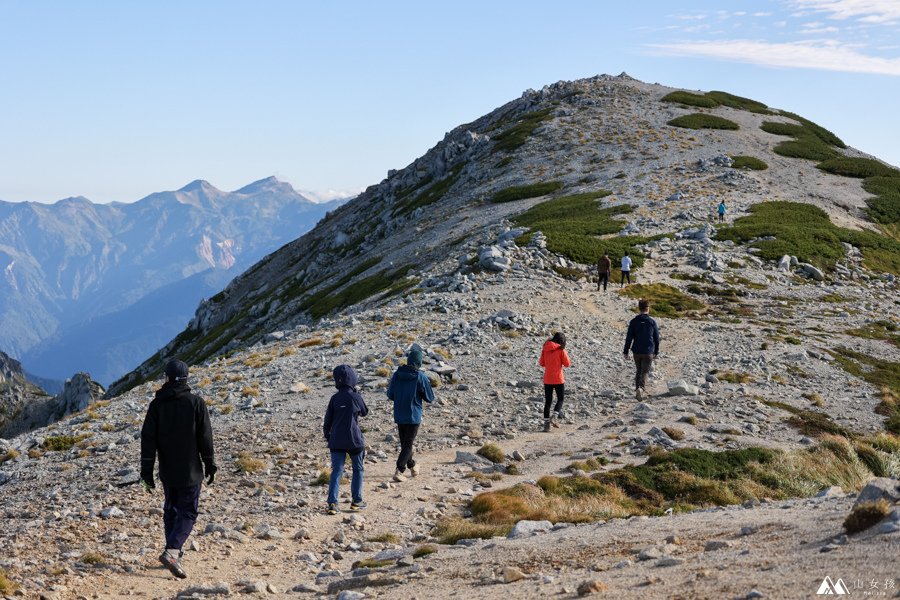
[112,73,898,396]
[0,255,898,598]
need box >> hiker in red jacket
[539,332,571,432]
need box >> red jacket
[539,340,571,385]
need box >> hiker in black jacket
[140,359,216,579]
[623,298,661,401]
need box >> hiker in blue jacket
[323,364,369,515]
[386,347,434,482]
[623,298,661,401]
[717,200,726,222]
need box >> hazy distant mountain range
[0,176,346,385]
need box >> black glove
[140,470,155,493]
[205,463,218,485]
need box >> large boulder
[508,520,553,539]
[479,246,510,272]
[799,263,825,281]
[853,478,900,508]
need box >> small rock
[502,566,525,583]
[704,540,732,552]
[655,556,683,567]
[816,486,844,498]
[577,579,607,595]
[508,520,552,539]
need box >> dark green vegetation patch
[662,90,770,114]
[491,107,554,153]
[491,181,564,203]
[730,155,768,170]
[668,113,739,130]
[760,111,846,161]
[392,165,464,217]
[511,191,645,269]
[716,201,900,275]
[818,157,900,179]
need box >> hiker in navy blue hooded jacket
[323,364,369,514]
[386,347,434,482]
[623,298,661,401]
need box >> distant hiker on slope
[387,347,434,482]
[539,332,571,432]
[140,359,216,579]
[597,250,611,292]
[623,298,660,401]
[620,251,632,287]
[323,364,369,515]
[717,200,726,223]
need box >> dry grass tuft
[844,500,891,534]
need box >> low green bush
[715,201,900,275]
[511,191,645,269]
[668,114,739,130]
[760,111,845,161]
[491,181,564,203]
[661,91,719,108]
[706,90,770,114]
[730,155,768,170]
[817,157,900,179]
[863,177,900,225]
[492,107,554,153]
[661,90,770,114]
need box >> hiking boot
[327,503,338,515]
[635,388,643,401]
[409,464,420,477]
[556,410,566,421]
[543,419,551,432]
[393,470,407,483]
[350,500,368,511]
[640,387,649,399]
[159,549,187,579]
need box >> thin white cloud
[792,0,900,23]
[299,188,364,203]
[753,12,773,17]
[650,39,900,76]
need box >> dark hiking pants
[597,272,609,291]
[544,383,565,418]
[621,271,631,285]
[396,423,420,473]
[163,482,201,550]
[633,354,653,391]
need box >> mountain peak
[178,179,220,193]
[235,176,300,197]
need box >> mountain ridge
[0,177,348,384]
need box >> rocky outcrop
[1,371,103,439]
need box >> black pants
[396,423,420,472]
[621,270,631,285]
[544,384,565,418]
[163,482,201,550]
[597,271,609,291]
[633,354,653,391]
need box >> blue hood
[333,364,358,390]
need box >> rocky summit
[1,74,898,599]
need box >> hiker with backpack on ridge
[539,331,571,431]
[623,298,661,401]
[140,359,217,579]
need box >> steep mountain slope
[0,177,345,384]
[0,350,49,435]
[112,73,898,394]
[0,74,896,598]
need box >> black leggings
[544,384,565,418]
[621,271,631,285]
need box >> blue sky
[1,0,898,203]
